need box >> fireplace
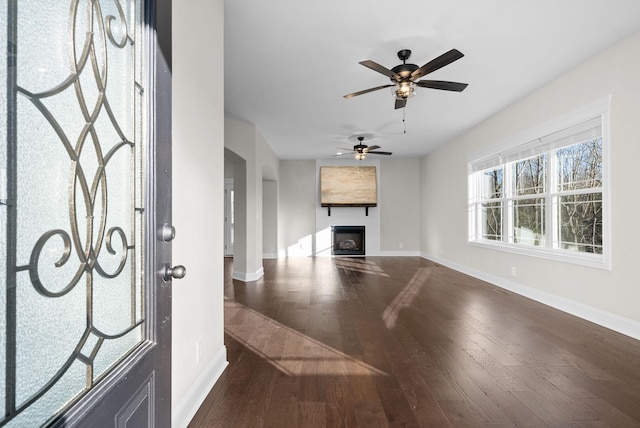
[332,226,365,256]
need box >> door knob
[162,264,186,282]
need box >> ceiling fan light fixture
[392,81,416,100]
[355,152,366,160]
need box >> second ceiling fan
[344,48,468,109]
[337,136,392,160]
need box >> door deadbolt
[159,224,176,242]
[162,264,186,282]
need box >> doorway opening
[224,179,234,256]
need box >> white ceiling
[224,0,640,160]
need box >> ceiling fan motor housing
[391,50,418,99]
[391,63,419,79]
[392,49,419,79]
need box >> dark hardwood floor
[188,256,640,427]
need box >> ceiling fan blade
[366,151,393,155]
[344,84,394,99]
[410,49,464,80]
[359,60,401,80]
[395,98,407,109]
[336,147,356,152]
[416,80,468,92]
[364,145,380,152]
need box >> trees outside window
[468,110,608,269]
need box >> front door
[1,0,173,426]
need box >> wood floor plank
[512,390,580,427]
[553,365,640,422]
[231,360,279,427]
[438,399,494,427]
[355,319,451,427]
[577,398,640,428]
[298,344,325,402]
[299,402,326,428]
[424,343,510,423]
[484,391,547,428]
[263,374,299,428]
[325,380,358,428]
[465,348,530,392]
[507,364,599,422]
[188,257,640,427]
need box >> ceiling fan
[336,136,392,160]
[344,48,468,109]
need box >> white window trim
[467,96,612,270]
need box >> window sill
[467,239,611,271]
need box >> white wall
[225,119,260,280]
[224,118,280,279]
[379,159,420,253]
[278,160,317,257]
[172,1,226,426]
[420,32,640,337]
[224,158,234,180]
[277,158,421,257]
[262,180,278,258]
[257,130,280,261]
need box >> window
[468,100,610,269]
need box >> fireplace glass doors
[331,226,365,256]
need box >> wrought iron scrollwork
[3,0,143,425]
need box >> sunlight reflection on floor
[224,299,387,377]
[382,267,431,329]
[334,258,390,277]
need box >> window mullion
[471,172,480,241]
[548,149,558,249]
[504,162,513,243]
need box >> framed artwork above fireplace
[320,166,377,207]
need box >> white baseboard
[172,346,228,428]
[263,253,278,260]
[232,267,264,282]
[371,250,421,257]
[421,252,640,341]
[273,251,421,258]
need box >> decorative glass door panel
[2,0,146,425]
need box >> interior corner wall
[172,0,226,427]
[257,129,280,262]
[224,118,261,280]
[224,118,280,279]
[278,160,317,257]
[379,159,420,254]
[263,180,278,258]
[420,32,640,336]
[224,157,235,179]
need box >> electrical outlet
[399,242,404,249]
[196,341,201,364]
[511,266,517,277]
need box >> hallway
[189,257,640,427]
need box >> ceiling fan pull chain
[403,108,407,134]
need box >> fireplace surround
[332,226,365,256]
